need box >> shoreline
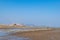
[10,30,52,40]
[10,29,60,40]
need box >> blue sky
[0,0,60,27]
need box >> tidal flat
[0,28,60,40]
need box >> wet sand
[10,30,60,40]
[0,28,60,40]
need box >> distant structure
[9,24,24,27]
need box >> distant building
[9,24,24,27]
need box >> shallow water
[0,28,60,36]
[0,28,33,36]
[0,28,31,40]
[0,36,31,40]
[0,32,8,36]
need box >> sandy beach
[0,28,60,40]
[0,26,60,40]
[10,29,60,40]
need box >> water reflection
[0,36,31,40]
[0,32,8,36]
[0,28,32,36]
[0,29,31,40]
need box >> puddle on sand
[0,29,32,40]
[0,36,31,40]
[0,32,9,36]
[0,28,31,36]
[0,31,31,40]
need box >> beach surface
[0,28,60,40]
[10,29,60,40]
